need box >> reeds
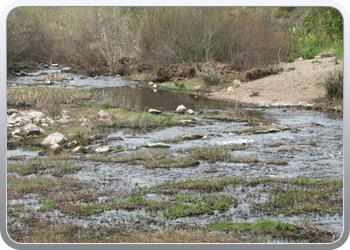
[7,87,91,116]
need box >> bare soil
[209,57,343,109]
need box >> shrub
[200,70,227,86]
[323,70,343,100]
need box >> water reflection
[92,86,236,112]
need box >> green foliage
[175,194,199,203]
[163,193,232,218]
[289,7,343,60]
[127,196,148,204]
[102,102,118,109]
[207,219,296,232]
[201,70,224,86]
[174,82,186,88]
[39,200,56,211]
[163,203,212,218]
[249,91,260,97]
[304,7,343,43]
[73,131,85,140]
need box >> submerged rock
[145,143,171,148]
[179,119,196,125]
[238,123,290,135]
[182,134,206,140]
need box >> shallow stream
[7,70,344,239]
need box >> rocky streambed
[6,68,343,243]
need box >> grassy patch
[39,200,56,211]
[7,158,82,176]
[7,87,91,116]
[7,177,57,200]
[97,108,195,131]
[92,149,200,169]
[252,178,343,216]
[163,193,233,218]
[266,158,288,166]
[205,219,334,243]
[7,218,335,243]
[91,144,255,168]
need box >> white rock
[185,109,194,115]
[7,109,18,116]
[175,105,187,113]
[227,86,234,93]
[10,113,18,118]
[98,110,110,118]
[22,123,42,137]
[48,143,62,155]
[58,116,71,124]
[233,79,241,85]
[149,109,162,115]
[41,132,67,148]
[145,143,171,148]
[71,146,84,154]
[94,146,112,153]
[28,111,44,121]
[11,128,22,137]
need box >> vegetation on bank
[7,7,343,75]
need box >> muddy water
[91,86,235,112]
[7,71,344,239]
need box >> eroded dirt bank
[208,56,343,109]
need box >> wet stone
[145,143,171,148]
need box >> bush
[200,70,227,86]
[323,70,343,100]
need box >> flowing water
[7,71,344,239]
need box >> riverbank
[140,56,343,113]
[208,56,343,111]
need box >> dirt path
[209,56,343,108]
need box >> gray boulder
[22,123,42,137]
